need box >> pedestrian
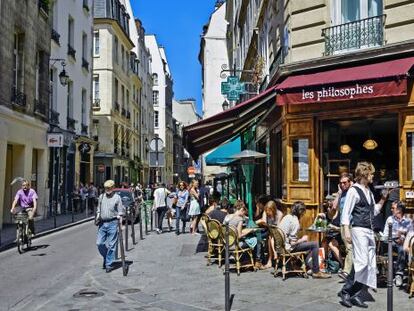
[88,182,98,213]
[175,181,189,235]
[10,179,38,236]
[152,183,170,234]
[72,184,81,213]
[188,179,201,235]
[79,183,89,212]
[339,162,388,308]
[96,180,124,273]
[135,183,143,204]
[166,185,176,232]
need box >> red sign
[276,80,407,105]
[97,164,105,173]
[187,167,195,175]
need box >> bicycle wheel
[17,225,23,254]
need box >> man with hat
[96,180,124,273]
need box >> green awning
[205,136,240,166]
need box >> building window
[67,81,73,119]
[154,111,159,128]
[114,37,119,64]
[152,73,158,85]
[121,45,125,69]
[93,31,100,56]
[13,32,24,92]
[153,91,159,106]
[121,85,125,109]
[68,16,74,47]
[81,89,87,124]
[35,51,40,100]
[93,75,100,100]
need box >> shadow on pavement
[195,234,208,253]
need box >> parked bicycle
[15,211,32,253]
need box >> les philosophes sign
[301,84,374,102]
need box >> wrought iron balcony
[34,99,47,117]
[67,44,76,59]
[114,102,120,112]
[11,87,27,108]
[82,58,89,71]
[92,98,101,111]
[38,0,49,15]
[50,109,60,125]
[67,117,77,132]
[81,124,88,135]
[121,108,126,117]
[51,28,60,45]
[269,46,286,77]
[322,15,385,56]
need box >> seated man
[206,192,227,223]
[383,201,411,287]
[279,201,331,279]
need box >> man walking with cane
[96,180,124,273]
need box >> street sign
[187,166,196,175]
[47,133,64,147]
[149,151,165,167]
[150,137,164,151]
[221,76,246,101]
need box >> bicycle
[14,211,32,254]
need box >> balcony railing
[269,46,287,77]
[67,44,76,59]
[34,99,47,117]
[81,124,88,135]
[67,117,77,132]
[92,98,101,111]
[82,58,89,71]
[114,102,120,112]
[322,15,385,56]
[51,28,60,45]
[50,109,59,125]
[11,87,27,108]
[121,108,126,117]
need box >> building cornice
[94,18,135,49]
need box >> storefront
[265,56,414,231]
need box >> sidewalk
[0,211,93,248]
[34,224,414,311]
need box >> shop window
[407,132,414,181]
[292,138,309,182]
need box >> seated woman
[225,201,253,239]
[279,201,331,279]
[256,199,285,269]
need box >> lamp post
[232,150,266,227]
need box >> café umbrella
[232,150,267,227]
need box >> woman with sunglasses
[175,181,189,235]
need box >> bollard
[53,201,57,228]
[85,198,89,218]
[131,206,136,245]
[125,207,129,251]
[71,197,75,223]
[144,203,149,235]
[139,203,143,240]
[224,222,231,311]
[387,221,393,311]
[117,220,128,276]
[150,208,154,232]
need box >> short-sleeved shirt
[279,214,301,250]
[209,209,227,224]
[15,189,38,209]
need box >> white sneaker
[395,274,403,287]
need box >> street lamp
[50,58,70,86]
[232,149,266,227]
[222,100,229,111]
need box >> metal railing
[34,99,48,117]
[92,98,101,110]
[11,87,27,108]
[67,117,76,132]
[82,58,89,71]
[81,124,88,135]
[322,15,385,56]
[51,28,60,45]
[67,44,76,59]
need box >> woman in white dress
[188,179,200,234]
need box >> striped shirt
[97,193,124,221]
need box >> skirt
[188,199,200,216]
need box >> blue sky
[132,0,218,115]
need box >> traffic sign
[187,167,196,175]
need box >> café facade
[183,54,414,231]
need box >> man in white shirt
[339,162,387,308]
[152,183,170,233]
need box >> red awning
[183,86,278,159]
[276,56,414,105]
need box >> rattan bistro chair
[408,236,414,298]
[221,225,256,276]
[268,225,308,280]
[205,218,224,266]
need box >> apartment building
[49,0,94,212]
[0,0,51,228]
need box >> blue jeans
[96,220,118,268]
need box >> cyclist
[10,179,38,236]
